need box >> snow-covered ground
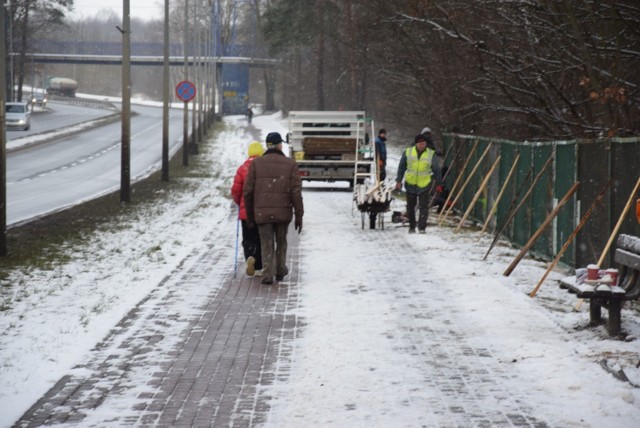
[1,112,639,427]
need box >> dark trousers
[406,186,431,230]
[258,222,289,278]
[241,220,262,270]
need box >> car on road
[31,93,48,106]
[5,102,31,131]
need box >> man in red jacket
[244,132,304,285]
[231,141,264,276]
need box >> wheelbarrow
[353,182,393,230]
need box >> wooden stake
[483,152,555,260]
[529,179,612,298]
[437,139,480,223]
[478,153,521,238]
[455,155,501,233]
[429,140,465,208]
[440,136,457,166]
[503,181,580,276]
[597,176,640,267]
[439,143,492,225]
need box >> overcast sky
[71,0,164,21]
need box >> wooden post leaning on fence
[455,155,501,233]
[440,136,458,166]
[597,176,640,267]
[575,176,640,309]
[503,181,580,276]
[437,139,480,223]
[478,153,521,239]
[429,140,464,208]
[483,153,555,260]
[529,179,612,298]
[439,143,492,226]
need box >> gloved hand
[295,218,303,234]
[436,185,444,193]
[395,181,402,191]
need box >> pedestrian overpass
[23,53,277,67]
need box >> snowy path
[264,186,639,427]
[3,113,639,427]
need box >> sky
[71,0,164,21]
[1,104,640,426]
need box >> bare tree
[259,0,640,140]
[8,0,73,101]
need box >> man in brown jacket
[244,132,304,285]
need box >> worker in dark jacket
[395,134,441,234]
[244,132,304,285]
[374,129,388,181]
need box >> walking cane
[233,207,240,278]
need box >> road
[6,101,190,226]
[6,101,111,138]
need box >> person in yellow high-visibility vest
[395,134,442,234]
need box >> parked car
[5,102,31,131]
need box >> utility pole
[182,0,189,167]
[120,0,131,202]
[6,0,13,102]
[212,0,220,121]
[0,1,8,256]
[191,0,199,155]
[161,0,170,181]
[196,0,204,147]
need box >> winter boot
[276,266,289,281]
[246,256,255,276]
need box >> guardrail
[47,95,118,111]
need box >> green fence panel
[555,142,577,267]
[512,145,533,246]
[576,141,612,268]
[606,140,640,264]
[529,144,555,259]
[441,133,638,269]
[493,143,519,234]
[463,139,491,224]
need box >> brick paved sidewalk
[15,231,302,427]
